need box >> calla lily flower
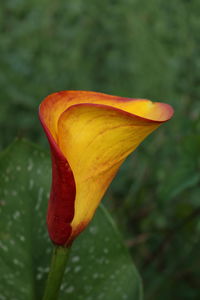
[39,91,173,246]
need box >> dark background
[0,1,200,299]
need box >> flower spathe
[39,91,173,246]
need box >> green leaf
[0,139,143,300]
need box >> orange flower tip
[151,102,174,122]
[39,90,174,246]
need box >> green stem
[42,246,70,300]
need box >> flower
[39,91,173,246]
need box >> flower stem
[42,246,70,300]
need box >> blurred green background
[0,0,200,299]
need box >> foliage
[0,0,200,299]
[0,140,142,300]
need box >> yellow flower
[39,91,173,246]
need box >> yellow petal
[57,102,172,237]
[40,91,173,242]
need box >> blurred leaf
[0,139,143,300]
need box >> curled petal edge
[39,115,76,245]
